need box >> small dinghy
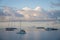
[17,29,26,34]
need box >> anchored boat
[17,29,26,34]
[45,28,58,31]
[17,20,26,34]
[5,28,17,31]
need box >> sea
[0,21,60,40]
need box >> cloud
[0,6,24,21]
[34,6,43,11]
[0,6,60,21]
[18,6,60,20]
[0,7,12,21]
[53,10,60,17]
[22,7,32,11]
[51,2,60,7]
[17,6,49,20]
[0,8,11,16]
[47,10,60,20]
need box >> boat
[36,27,45,29]
[45,28,58,31]
[5,17,17,31]
[5,28,17,31]
[17,20,26,34]
[17,29,26,34]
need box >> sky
[0,0,60,21]
[0,0,60,28]
[0,0,60,10]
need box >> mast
[8,18,10,28]
[20,20,21,30]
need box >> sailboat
[17,20,26,34]
[5,18,17,31]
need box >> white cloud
[22,7,32,11]
[34,6,42,11]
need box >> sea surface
[0,21,60,40]
[0,28,60,40]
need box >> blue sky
[0,0,60,10]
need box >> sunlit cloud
[22,7,32,11]
[17,6,49,20]
[0,6,60,21]
[33,13,37,16]
[34,6,43,11]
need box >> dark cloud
[0,9,11,16]
[48,10,60,19]
[51,2,60,7]
[53,10,60,17]
[0,6,24,21]
[0,6,24,17]
[14,12,24,17]
[52,3,60,6]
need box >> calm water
[0,28,60,40]
[0,21,60,40]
